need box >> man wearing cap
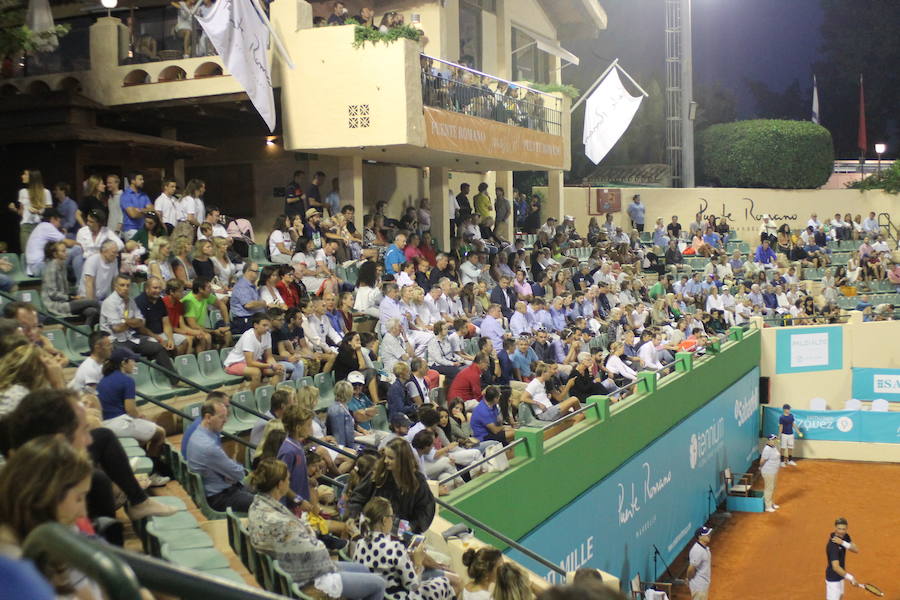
[627,195,645,232]
[303,208,323,249]
[687,527,713,599]
[779,404,797,466]
[759,434,781,512]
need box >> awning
[512,24,580,67]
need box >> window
[511,28,550,84]
[459,0,483,70]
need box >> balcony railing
[119,4,218,66]
[420,54,562,136]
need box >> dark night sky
[566,0,824,117]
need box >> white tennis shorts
[825,579,844,600]
[781,433,795,449]
[103,414,158,443]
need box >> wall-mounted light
[101,0,117,17]
[266,135,277,147]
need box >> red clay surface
[669,460,900,600]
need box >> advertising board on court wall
[851,368,900,402]
[775,326,843,374]
[762,406,900,444]
[505,368,761,587]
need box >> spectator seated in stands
[96,346,169,487]
[250,387,295,447]
[181,276,233,349]
[223,311,285,390]
[134,276,189,356]
[24,207,79,277]
[519,362,582,423]
[79,239,120,302]
[448,352,488,410]
[41,240,100,326]
[70,331,112,394]
[185,396,254,512]
[229,261,267,335]
[99,274,181,386]
[388,362,419,422]
[247,457,386,600]
[470,385,515,444]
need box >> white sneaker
[772,504,780,509]
[148,473,170,488]
[766,507,776,512]
[780,462,786,468]
[788,460,797,466]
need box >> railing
[420,55,562,136]
[119,4,219,65]
[878,212,899,244]
[438,437,526,487]
[22,523,284,600]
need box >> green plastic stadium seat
[296,376,314,390]
[174,353,222,389]
[145,521,214,557]
[160,544,230,571]
[43,328,83,365]
[313,371,335,410]
[0,253,40,285]
[134,362,176,401]
[149,364,194,397]
[204,569,249,586]
[248,244,274,267]
[15,289,45,312]
[198,350,244,386]
[255,385,274,414]
[129,456,153,475]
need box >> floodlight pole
[681,0,695,188]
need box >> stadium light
[875,143,886,172]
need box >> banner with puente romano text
[423,107,565,170]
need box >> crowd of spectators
[2,160,899,598]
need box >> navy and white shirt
[779,413,795,435]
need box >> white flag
[196,0,276,132]
[582,68,643,164]
[811,74,820,125]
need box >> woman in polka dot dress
[353,497,455,600]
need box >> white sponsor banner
[874,374,900,394]
[582,68,643,164]
[790,332,829,368]
[196,0,275,132]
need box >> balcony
[279,23,570,172]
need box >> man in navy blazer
[489,275,516,318]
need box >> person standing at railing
[120,172,153,241]
[626,195,645,233]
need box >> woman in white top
[845,252,862,284]
[353,261,383,318]
[461,547,502,600]
[76,207,124,259]
[181,178,205,224]
[259,265,288,308]
[268,214,293,264]
[211,237,240,287]
[521,363,581,422]
[172,0,195,58]
[604,342,637,383]
[10,169,52,251]
[395,261,416,288]
[292,237,327,293]
[147,237,174,281]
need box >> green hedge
[697,119,834,189]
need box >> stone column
[545,169,565,223]
[338,156,364,231]
[430,166,451,252]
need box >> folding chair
[723,467,754,497]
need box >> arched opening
[194,62,223,78]
[158,65,187,83]
[26,80,51,95]
[123,69,151,86]
[58,77,82,93]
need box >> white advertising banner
[582,68,643,164]
[196,0,276,132]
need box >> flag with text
[582,68,643,165]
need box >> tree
[0,0,68,59]
[693,83,738,132]
[744,78,808,121]
[814,0,900,158]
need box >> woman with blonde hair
[492,564,533,600]
[80,174,107,219]
[171,235,196,285]
[0,337,65,417]
[212,236,240,287]
[296,385,354,474]
[147,236,174,281]
[9,169,52,251]
[191,237,216,281]
[0,435,99,598]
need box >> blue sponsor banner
[851,368,900,401]
[775,326,843,374]
[505,368,761,586]
[762,406,900,444]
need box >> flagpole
[615,63,650,98]
[249,0,295,69]
[570,58,619,113]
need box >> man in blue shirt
[120,171,152,240]
[496,338,516,385]
[511,336,538,380]
[754,239,778,269]
[185,397,253,512]
[470,386,513,444]
[479,304,507,352]
[627,194,645,232]
[229,262,266,335]
[183,390,231,454]
[384,233,407,276]
[778,403,797,467]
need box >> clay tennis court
[666,459,900,600]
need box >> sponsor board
[505,368,760,587]
[763,406,900,444]
[775,327,843,374]
[852,368,900,401]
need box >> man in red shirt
[448,352,488,409]
[163,278,210,352]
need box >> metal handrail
[433,497,566,577]
[22,523,142,600]
[22,523,284,600]
[438,437,525,486]
[422,54,561,103]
